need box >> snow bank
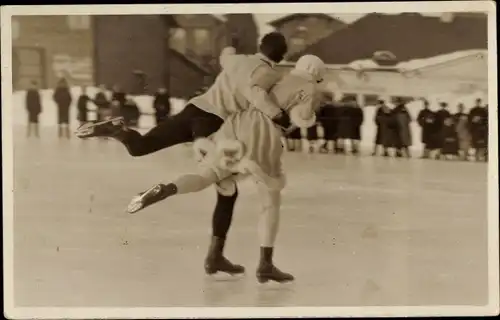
[11,86,188,128]
[397,49,487,71]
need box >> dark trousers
[121,104,223,157]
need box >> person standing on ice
[77,86,91,127]
[417,100,436,159]
[453,103,471,161]
[152,87,171,125]
[76,32,291,277]
[53,77,73,139]
[126,55,326,284]
[468,98,488,162]
[25,80,42,138]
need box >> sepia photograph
[1,1,498,318]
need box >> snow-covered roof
[397,49,487,71]
[283,49,489,74]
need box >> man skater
[126,55,326,284]
[76,32,290,277]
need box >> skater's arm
[246,66,283,119]
[289,92,317,129]
[219,47,237,69]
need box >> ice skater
[76,32,291,277]
[126,55,326,284]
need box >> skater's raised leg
[76,104,223,157]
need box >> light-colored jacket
[189,51,283,120]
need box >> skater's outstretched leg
[205,186,245,275]
[127,170,220,214]
[76,104,223,157]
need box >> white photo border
[2,1,498,318]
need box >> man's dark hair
[259,32,288,63]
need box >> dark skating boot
[75,117,125,139]
[256,247,294,284]
[204,236,245,275]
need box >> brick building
[12,15,94,90]
[267,13,346,60]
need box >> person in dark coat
[468,98,488,161]
[93,84,109,122]
[434,102,452,159]
[53,77,72,138]
[306,119,319,153]
[372,99,385,156]
[122,96,141,128]
[441,114,459,159]
[318,100,338,153]
[393,100,412,158]
[77,86,91,126]
[416,100,436,158]
[349,99,364,155]
[453,103,471,161]
[25,80,42,138]
[111,84,126,107]
[335,98,352,154]
[286,127,302,152]
[376,102,396,157]
[153,87,171,125]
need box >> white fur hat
[294,54,326,83]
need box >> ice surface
[12,127,488,307]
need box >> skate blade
[75,117,124,138]
[205,272,245,282]
[126,185,162,214]
[126,196,144,214]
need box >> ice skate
[204,236,245,276]
[127,184,169,214]
[205,255,245,276]
[75,117,125,139]
[256,262,294,284]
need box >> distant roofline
[287,12,487,62]
[279,50,487,75]
[268,13,342,28]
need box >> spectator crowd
[285,95,489,162]
[24,78,172,138]
[24,79,489,162]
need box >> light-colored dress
[193,71,319,193]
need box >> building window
[12,18,20,40]
[67,15,90,30]
[169,27,187,54]
[193,28,211,55]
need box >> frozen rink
[12,126,489,308]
